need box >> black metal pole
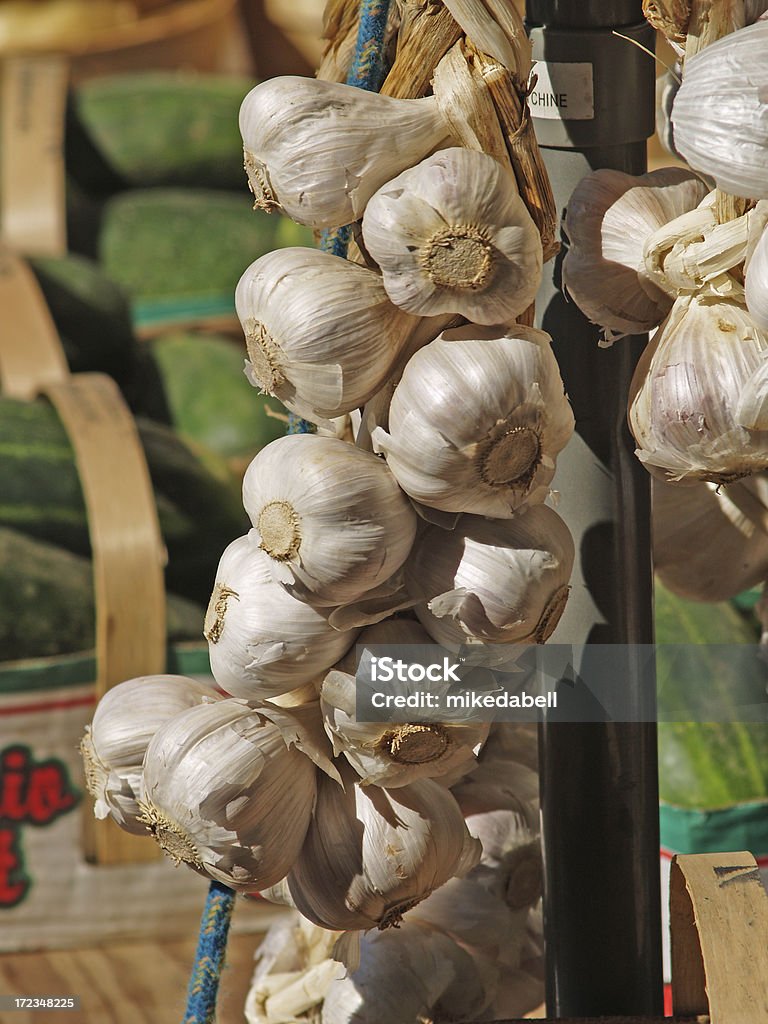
[525,2,664,1016]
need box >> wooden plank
[670,852,768,1023]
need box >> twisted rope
[183,880,236,1024]
[183,4,392,1019]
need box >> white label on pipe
[529,61,594,121]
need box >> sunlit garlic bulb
[242,434,417,607]
[80,674,218,834]
[406,508,574,649]
[361,148,542,324]
[239,77,452,228]
[235,247,418,424]
[140,698,317,891]
[205,536,359,699]
[286,768,481,931]
[320,667,487,788]
[372,323,574,516]
[629,294,768,484]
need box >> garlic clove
[562,167,708,342]
[406,508,574,649]
[205,536,360,699]
[239,77,453,229]
[629,294,768,484]
[362,148,543,324]
[235,248,418,424]
[372,323,574,517]
[242,434,417,608]
[736,357,768,431]
[671,21,768,200]
[80,674,219,834]
[286,768,481,932]
[140,697,317,891]
[653,475,768,602]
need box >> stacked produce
[80,1,580,1018]
[564,9,768,610]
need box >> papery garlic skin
[287,770,481,931]
[746,225,768,330]
[629,294,768,484]
[205,536,359,699]
[562,167,708,341]
[372,324,574,516]
[239,77,452,228]
[672,22,768,200]
[653,475,768,602]
[235,248,417,424]
[406,508,574,649]
[80,674,218,833]
[362,148,542,324]
[320,668,488,788]
[140,698,317,892]
[242,434,417,607]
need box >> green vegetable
[0,527,205,661]
[98,188,280,328]
[140,330,286,458]
[655,581,768,809]
[0,397,248,604]
[66,72,255,193]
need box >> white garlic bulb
[140,698,317,892]
[562,167,708,341]
[321,920,491,1024]
[406,508,574,649]
[672,21,768,200]
[334,616,434,676]
[80,674,218,834]
[239,77,452,228]
[371,323,574,516]
[205,536,359,699]
[629,294,768,483]
[320,667,488,788]
[242,434,417,607]
[653,475,768,601]
[235,247,418,424]
[286,769,481,931]
[746,224,768,330]
[361,148,542,324]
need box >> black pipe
[526,2,664,1016]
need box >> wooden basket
[0,0,242,83]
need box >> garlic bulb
[321,920,491,1024]
[286,769,481,931]
[672,21,768,200]
[653,475,768,601]
[205,536,359,699]
[80,674,218,834]
[140,698,317,891]
[361,148,542,324]
[242,434,417,607]
[451,723,540,829]
[562,167,708,341]
[235,247,418,424]
[334,617,434,676]
[629,294,768,483]
[746,225,768,329]
[371,323,574,516]
[407,508,574,649]
[320,667,488,788]
[239,77,452,228]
